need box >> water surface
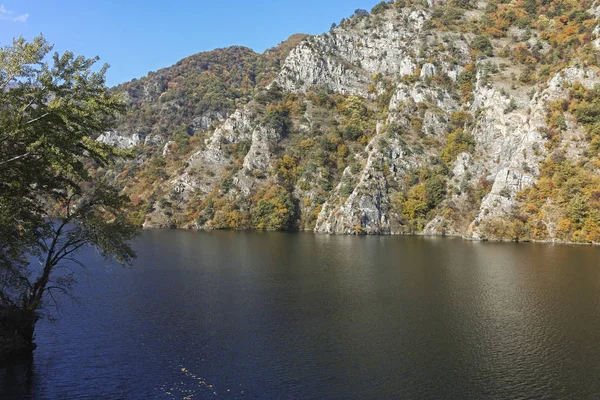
[2,231,600,399]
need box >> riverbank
[142,225,600,248]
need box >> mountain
[105,0,600,245]
[99,34,308,148]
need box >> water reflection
[1,356,34,399]
[1,231,599,399]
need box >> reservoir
[2,231,599,399]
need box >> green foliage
[456,66,476,86]
[235,140,252,160]
[449,0,473,8]
[262,106,292,136]
[353,9,369,18]
[501,85,600,243]
[342,126,364,141]
[516,158,600,243]
[441,129,475,164]
[471,35,494,57]
[275,155,300,188]
[255,82,284,105]
[431,6,465,28]
[425,175,447,208]
[119,47,273,135]
[524,0,538,14]
[172,124,191,152]
[338,96,375,141]
[146,157,168,179]
[0,35,137,339]
[250,185,296,230]
[402,184,429,229]
[395,0,406,10]
[571,84,600,151]
[116,36,306,141]
[371,1,390,14]
[395,166,448,232]
[504,98,518,114]
[100,0,600,246]
[478,0,596,83]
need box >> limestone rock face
[144,134,166,147]
[276,8,432,96]
[314,119,423,234]
[313,62,600,237]
[467,67,599,240]
[170,109,256,199]
[191,112,227,132]
[97,130,140,149]
[132,3,600,243]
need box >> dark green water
[2,231,600,399]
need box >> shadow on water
[0,354,35,399]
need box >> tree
[250,185,296,230]
[172,123,191,152]
[353,9,369,18]
[0,35,137,359]
[425,175,447,209]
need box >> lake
[1,231,600,399]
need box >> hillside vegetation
[112,34,308,140]
[104,0,600,245]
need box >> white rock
[97,130,140,149]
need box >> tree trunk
[0,307,38,361]
[1,223,65,361]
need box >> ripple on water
[1,231,599,399]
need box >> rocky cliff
[107,0,600,245]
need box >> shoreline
[140,226,600,248]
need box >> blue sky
[0,0,382,86]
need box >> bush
[432,7,465,28]
[441,129,475,164]
[504,98,517,114]
[372,1,390,14]
[425,176,447,208]
[456,65,476,86]
[172,124,191,152]
[450,0,473,8]
[262,107,291,135]
[255,82,284,105]
[471,35,494,57]
[342,125,364,141]
[250,185,296,230]
[517,156,600,243]
[402,184,428,223]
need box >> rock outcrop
[97,130,140,149]
[115,1,600,245]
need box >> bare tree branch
[25,112,50,125]
[0,151,31,167]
